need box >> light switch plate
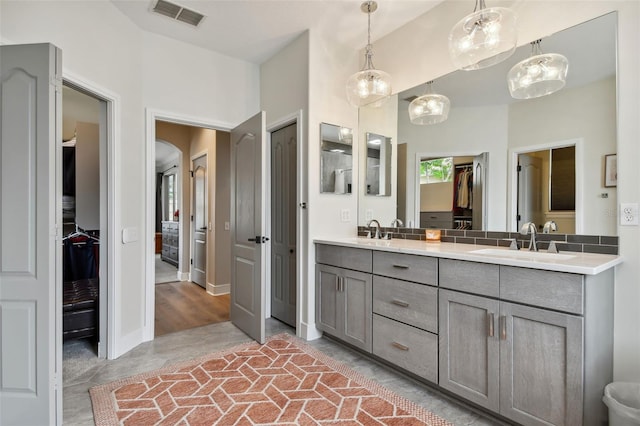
[620,203,639,226]
[341,209,351,222]
[122,227,139,243]
[365,209,373,221]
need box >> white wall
[400,104,509,231]
[0,0,260,357]
[351,0,640,381]
[509,77,617,236]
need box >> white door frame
[266,110,306,338]
[62,71,119,360]
[507,138,584,233]
[144,109,234,341]
[144,108,307,341]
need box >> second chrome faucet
[520,222,538,251]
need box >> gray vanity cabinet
[439,289,500,412]
[499,301,583,426]
[315,245,373,352]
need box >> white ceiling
[110,0,443,64]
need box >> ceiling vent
[152,0,205,27]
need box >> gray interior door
[270,123,297,327]
[517,154,543,230]
[192,154,207,288]
[1,43,62,425]
[472,153,487,230]
[230,112,267,343]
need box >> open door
[230,112,267,344]
[192,154,207,288]
[1,44,62,425]
[472,153,487,230]
[517,154,543,230]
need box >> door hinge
[517,214,521,221]
[191,215,194,221]
[50,76,62,93]
[190,170,194,178]
[517,165,522,172]
[190,258,193,265]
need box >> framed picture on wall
[604,154,617,187]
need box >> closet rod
[161,164,177,174]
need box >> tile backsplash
[356,227,619,255]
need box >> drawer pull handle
[391,299,410,308]
[391,342,409,351]
[499,315,507,340]
[488,313,494,337]
[392,264,409,269]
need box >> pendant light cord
[363,1,375,71]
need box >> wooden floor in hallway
[155,281,230,337]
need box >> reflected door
[192,154,207,288]
[230,112,267,344]
[517,154,543,230]
[270,123,297,327]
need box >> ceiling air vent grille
[152,0,205,27]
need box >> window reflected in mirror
[320,123,353,194]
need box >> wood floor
[155,281,230,337]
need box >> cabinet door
[439,289,500,412]
[342,269,372,352]
[315,264,342,337]
[499,302,584,426]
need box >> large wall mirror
[358,12,617,236]
[320,123,353,194]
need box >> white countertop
[314,237,622,275]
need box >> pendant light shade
[507,39,569,99]
[449,0,517,71]
[408,81,450,125]
[346,1,392,107]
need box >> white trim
[299,321,323,341]
[507,138,583,233]
[206,282,230,296]
[61,70,120,360]
[145,109,238,342]
[177,270,190,281]
[266,110,306,338]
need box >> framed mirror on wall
[358,12,618,236]
[320,123,353,194]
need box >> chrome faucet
[390,218,404,228]
[520,222,538,251]
[543,220,558,233]
[367,219,382,239]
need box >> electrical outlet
[620,203,639,226]
[224,221,230,231]
[341,209,351,222]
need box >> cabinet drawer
[372,252,437,285]
[421,211,453,221]
[373,314,438,383]
[500,266,584,315]
[439,258,499,298]
[373,276,437,333]
[421,220,452,229]
[316,244,372,273]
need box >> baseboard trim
[298,321,323,341]
[177,271,189,281]
[115,327,145,359]
[206,282,230,296]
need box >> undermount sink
[470,248,576,260]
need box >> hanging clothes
[63,232,99,282]
[454,167,473,209]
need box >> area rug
[90,333,452,425]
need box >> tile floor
[155,254,178,284]
[63,320,503,425]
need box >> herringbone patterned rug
[90,333,451,425]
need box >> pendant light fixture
[448,0,517,71]
[408,81,450,125]
[507,39,569,99]
[346,1,392,107]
